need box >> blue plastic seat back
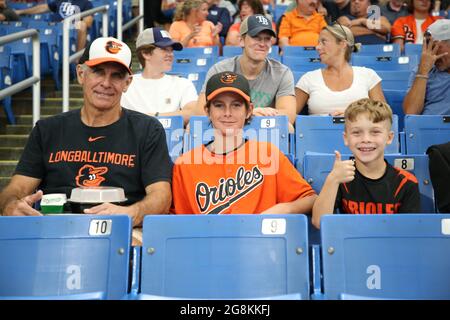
[167,71,206,94]
[355,43,401,57]
[351,55,418,71]
[139,214,309,299]
[404,115,450,154]
[383,89,406,131]
[303,153,435,212]
[174,46,219,63]
[156,115,184,162]
[320,214,450,299]
[283,46,319,58]
[0,215,131,300]
[404,43,422,57]
[244,115,290,155]
[378,70,410,90]
[295,115,400,172]
[282,55,325,72]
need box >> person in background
[278,0,328,50]
[197,14,297,130]
[0,0,20,21]
[380,0,409,25]
[226,0,276,46]
[391,0,442,51]
[295,23,385,115]
[171,71,317,214]
[121,27,199,125]
[312,98,421,228]
[338,0,391,44]
[169,0,222,48]
[207,0,232,39]
[14,0,93,51]
[403,19,450,115]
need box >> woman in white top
[295,23,386,116]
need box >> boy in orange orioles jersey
[171,71,317,214]
[312,98,422,229]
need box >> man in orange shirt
[278,0,327,51]
[171,71,317,214]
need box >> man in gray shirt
[196,14,296,129]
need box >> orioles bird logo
[75,164,108,187]
[220,73,237,84]
[105,40,122,54]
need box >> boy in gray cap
[195,14,296,131]
[403,19,450,115]
[121,27,198,125]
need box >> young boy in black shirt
[312,98,421,228]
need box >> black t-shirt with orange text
[335,161,421,214]
[15,108,172,205]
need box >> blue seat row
[1,214,449,300]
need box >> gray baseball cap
[136,27,183,50]
[240,14,276,37]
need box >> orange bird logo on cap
[105,41,122,54]
[220,73,237,84]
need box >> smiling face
[144,46,174,72]
[344,113,394,166]
[195,2,209,23]
[77,62,132,112]
[205,91,253,137]
[241,31,273,62]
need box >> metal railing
[117,0,144,41]
[0,29,40,125]
[62,5,109,112]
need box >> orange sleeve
[319,15,327,30]
[278,12,292,39]
[276,149,316,203]
[391,17,406,39]
[169,21,182,42]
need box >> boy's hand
[329,151,355,184]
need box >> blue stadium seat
[377,70,410,90]
[0,215,131,300]
[293,70,306,84]
[303,153,435,212]
[274,4,289,23]
[174,46,219,64]
[351,55,418,71]
[295,115,400,173]
[134,214,309,299]
[320,214,450,299]
[156,115,184,162]
[185,115,291,157]
[404,43,422,56]
[356,43,401,57]
[383,89,407,131]
[222,45,280,60]
[282,46,319,58]
[404,115,450,154]
[171,56,214,74]
[282,55,325,72]
[167,71,206,94]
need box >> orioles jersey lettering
[196,166,264,214]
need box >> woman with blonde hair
[169,0,222,47]
[295,23,386,115]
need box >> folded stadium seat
[351,55,418,71]
[0,46,14,124]
[222,45,280,60]
[404,115,450,154]
[354,43,401,57]
[319,214,450,299]
[282,45,319,58]
[156,115,184,162]
[383,89,407,131]
[130,214,309,300]
[282,55,326,72]
[3,29,33,84]
[0,215,132,300]
[303,153,435,213]
[294,115,400,174]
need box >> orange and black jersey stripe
[335,161,421,214]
